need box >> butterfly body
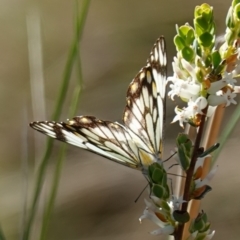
[30,36,167,172]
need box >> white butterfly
[30,36,167,172]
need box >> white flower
[170,195,186,210]
[207,79,228,94]
[172,107,190,128]
[222,72,237,86]
[194,155,210,172]
[208,94,226,106]
[167,77,200,101]
[187,97,208,115]
[195,166,218,189]
[222,89,237,106]
[181,58,197,81]
[139,199,175,236]
[172,57,187,79]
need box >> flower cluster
[188,212,215,240]
[140,134,217,238]
[139,162,187,235]
[174,133,217,200]
[168,3,240,127]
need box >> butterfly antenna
[134,183,149,203]
[167,172,186,178]
[163,151,177,163]
[168,163,179,170]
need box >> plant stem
[174,107,208,240]
[38,1,89,240]
[23,1,90,239]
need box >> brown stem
[174,107,208,240]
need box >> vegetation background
[0,0,239,239]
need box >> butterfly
[30,36,167,172]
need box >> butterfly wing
[30,116,146,169]
[30,36,167,169]
[123,36,167,159]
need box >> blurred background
[0,0,240,239]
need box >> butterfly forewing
[30,36,167,170]
[123,37,167,159]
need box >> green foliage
[173,210,190,223]
[176,133,192,171]
[148,163,170,200]
[189,212,212,239]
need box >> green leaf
[163,185,170,199]
[211,50,222,69]
[181,46,194,62]
[178,25,193,39]
[178,145,190,170]
[234,3,240,20]
[226,7,234,29]
[152,168,163,184]
[161,200,171,212]
[199,143,220,157]
[174,35,185,51]
[233,0,240,7]
[198,32,214,47]
[152,184,165,198]
[186,28,195,45]
[176,133,189,145]
[194,217,205,231]
[195,17,209,32]
[173,210,190,223]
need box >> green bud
[194,216,205,231]
[178,25,194,40]
[161,200,171,212]
[148,162,162,179]
[195,17,209,34]
[173,210,190,223]
[152,168,164,184]
[198,32,214,48]
[178,145,190,170]
[186,28,195,45]
[233,3,240,21]
[211,50,222,69]
[174,35,185,51]
[152,184,165,198]
[176,133,192,152]
[181,46,195,62]
[225,29,237,45]
[226,7,234,29]
[194,4,213,20]
[195,68,204,82]
[164,185,170,199]
[232,0,240,8]
[176,134,192,171]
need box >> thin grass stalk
[0,226,6,240]
[23,1,90,239]
[212,103,240,165]
[39,1,88,240]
